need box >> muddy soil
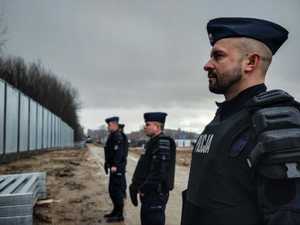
[0,146,191,225]
[0,149,109,225]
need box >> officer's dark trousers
[121,173,127,196]
[140,192,169,225]
[109,172,125,214]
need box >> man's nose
[203,60,214,71]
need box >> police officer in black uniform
[181,17,300,225]
[129,112,176,225]
[103,116,127,223]
[119,123,128,198]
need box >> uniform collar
[216,84,267,120]
[149,132,163,141]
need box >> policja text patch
[194,134,214,154]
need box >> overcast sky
[1,0,300,133]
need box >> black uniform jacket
[181,84,300,225]
[104,130,127,172]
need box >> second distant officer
[119,123,129,198]
[129,112,176,225]
[104,116,127,223]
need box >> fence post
[17,91,21,153]
[3,82,7,155]
[0,81,5,155]
[35,102,38,150]
[41,106,44,149]
[27,98,31,152]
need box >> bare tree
[0,57,83,141]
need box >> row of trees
[0,56,83,140]
[0,15,83,140]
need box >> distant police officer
[119,123,129,198]
[181,17,300,225]
[129,112,176,225]
[104,116,128,223]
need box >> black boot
[104,209,116,218]
[106,214,124,223]
[106,206,124,223]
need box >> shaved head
[233,38,273,74]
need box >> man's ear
[244,53,260,73]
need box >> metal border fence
[0,78,74,158]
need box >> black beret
[144,112,167,124]
[207,17,289,55]
[105,116,119,124]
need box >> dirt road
[89,144,190,225]
[0,145,190,225]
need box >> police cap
[105,116,119,124]
[207,17,289,55]
[144,112,167,124]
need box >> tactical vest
[182,108,261,225]
[182,89,300,225]
[132,134,176,192]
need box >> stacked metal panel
[0,172,47,225]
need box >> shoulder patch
[159,138,170,150]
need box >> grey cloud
[2,0,300,130]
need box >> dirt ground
[0,146,192,225]
[0,148,109,225]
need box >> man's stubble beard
[208,66,243,94]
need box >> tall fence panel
[5,84,19,154]
[19,93,29,152]
[53,115,56,148]
[43,108,48,149]
[55,116,59,148]
[29,100,37,151]
[47,111,52,149]
[58,118,61,147]
[51,114,55,148]
[0,78,74,159]
[0,80,4,154]
[37,104,43,149]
